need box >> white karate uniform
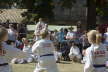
[104,33,108,53]
[84,43,107,72]
[54,51,62,61]
[104,32,108,45]
[32,39,59,72]
[23,45,37,63]
[69,46,82,59]
[0,42,28,72]
[34,21,47,41]
[23,45,32,53]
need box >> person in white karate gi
[32,30,59,72]
[104,27,108,50]
[22,38,37,63]
[69,41,82,62]
[84,30,107,72]
[34,18,48,41]
[54,48,62,63]
[0,26,28,72]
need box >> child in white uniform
[32,31,59,72]
[69,42,82,62]
[84,30,107,72]
[104,27,108,51]
[54,48,62,63]
[0,26,28,72]
[22,38,37,63]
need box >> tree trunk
[87,0,96,30]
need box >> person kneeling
[69,42,82,63]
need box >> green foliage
[61,0,76,9]
[34,0,54,19]
[96,0,108,16]
[96,8,104,16]
[21,0,54,23]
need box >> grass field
[12,61,83,72]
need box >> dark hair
[9,24,14,28]
[0,26,8,49]
[71,41,77,46]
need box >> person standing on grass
[34,18,48,41]
[32,30,59,72]
[0,26,28,72]
[7,24,18,44]
[69,41,82,63]
[84,30,107,72]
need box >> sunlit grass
[12,61,83,72]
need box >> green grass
[12,61,83,72]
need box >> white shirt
[69,46,80,55]
[84,43,107,72]
[66,32,76,40]
[32,39,55,56]
[23,45,32,54]
[54,51,62,61]
[104,32,108,43]
[0,42,28,64]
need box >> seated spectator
[61,42,70,61]
[69,42,82,63]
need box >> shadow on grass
[58,61,71,64]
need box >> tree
[60,0,76,18]
[0,0,22,8]
[34,0,54,19]
[96,0,108,21]
[21,0,55,23]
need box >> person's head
[22,38,29,45]
[0,26,8,42]
[83,30,88,35]
[71,41,77,46]
[0,26,8,49]
[64,28,68,33]
[9,24,14,29]
[60,28,63,32]
[40,30,49,39]
[68,27,73,32]
[106,27,108,32]
[77,21,81,25]
[87,30,102,45]
[28,39,33,46]
[39,18,43,22]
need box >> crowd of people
[0,18,108,72]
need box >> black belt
[0,63,8,66]
[93,64,105,68]
[40,54,54,57]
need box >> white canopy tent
[0,9,27,23]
